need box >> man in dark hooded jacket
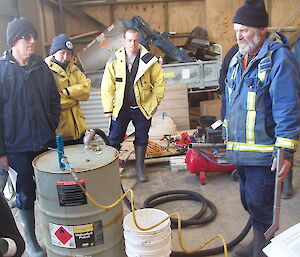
[0,17,60,257]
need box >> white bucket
[123,208,171,257]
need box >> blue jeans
[237,165,275,232]
[108,106,151,150]
[7,151,44,209]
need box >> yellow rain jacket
[101,45,165,120]
[45,56,91,140]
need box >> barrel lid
[33,144,118,173]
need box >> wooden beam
[163,2,169,32]
[43,0,107,32]
[66,0,203,6]
[109,4,115,24]
[59,0,66,32]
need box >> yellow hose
[70,168,228,256]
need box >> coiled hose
[121,188,251,256]
[98,128,251,256]
[143,190,216,228]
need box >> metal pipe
[189,143,226,149]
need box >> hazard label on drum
[49,221,104,248]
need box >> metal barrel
[33,144,125,257]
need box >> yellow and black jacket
[45,56,91,140]
[101,45,165,120]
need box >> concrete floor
[9,150,300,257]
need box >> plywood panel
[81,5,112,27]
[269,0,300,27]
[155,83,190,130]
[65,11,99,37]
[114,3,165,32]
[168,1,206,33]
[205,0,243,56]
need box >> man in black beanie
[223,1,300,257]
[0,17,61,257]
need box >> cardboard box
[170,156,187,172]
[200,99,221,120]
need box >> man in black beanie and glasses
[223,1,300,257]
[0,17,61,257]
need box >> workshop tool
[264,148,284,240]
[186,146,236,185]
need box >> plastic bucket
[123,209,171,257]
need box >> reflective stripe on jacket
[224,33,300,166]
[45,56,91,140]
[101,45,165,120]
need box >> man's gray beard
[238,32,261,55]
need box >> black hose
[198,149,234,167]
[121,183,134,211]
[94,129,110,145]
[143,190,216,228]
[142,190,252,256]
[171,218,251,256]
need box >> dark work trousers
[0,193,25,257]
[237,165,275,232]
[64,136,84,146]
[7,151,44,210]
[221,93,226,121]
[108,106,151,151]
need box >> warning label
[49,221,103,249]
[56,179,87,207]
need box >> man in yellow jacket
[45,33,91,145]
[101,28,165,182]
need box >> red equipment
[186,148,236,185]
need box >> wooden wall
[29,0,300,58]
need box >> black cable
[197,149,234,167]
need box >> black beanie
[50,33,73,55]
[233,0,269,28]
[7,17,37,47]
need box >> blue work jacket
[224,33,300,166]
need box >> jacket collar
[115,44,157,84]
[45,56,77,75]
[0,49,44,72]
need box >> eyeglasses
[21,33,38,41]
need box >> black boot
[232,239,253,257]
[282,169,293,199]
[253,228,269,257]
[18,209,46,257]
[135,145,148,182]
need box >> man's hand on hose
[0,155,9,171]
[271,158,292,182]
